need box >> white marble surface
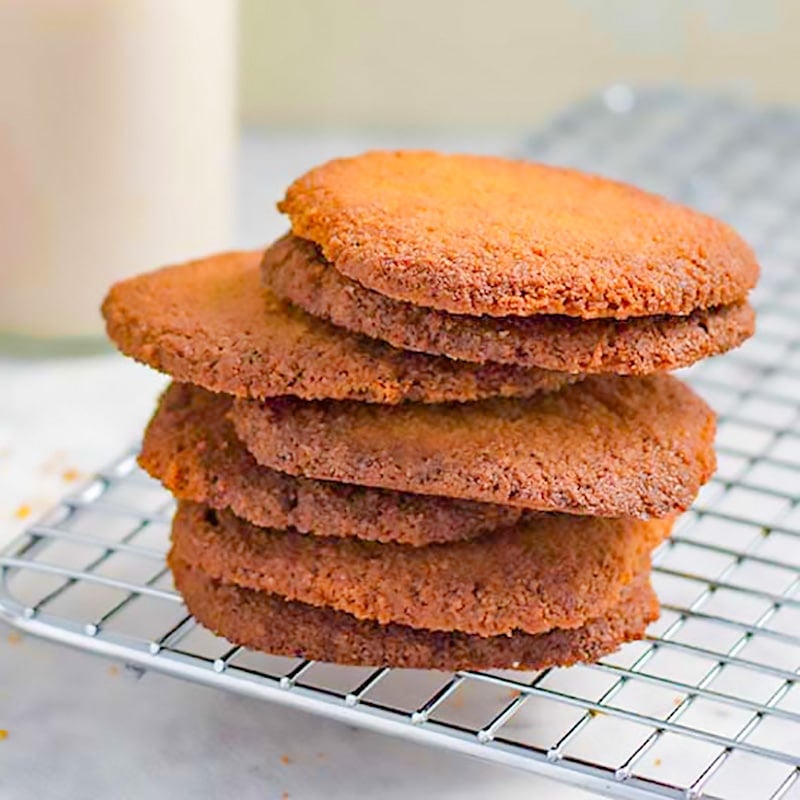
[0,133,597,800]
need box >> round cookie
[230,374,716,519]
[263,234,756,375]
[141,382,524,546]
[102,250,574,405]
[279,150,759,319]
[171,501,671,637]
[170,557,659,671]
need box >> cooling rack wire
[2,88,799,800]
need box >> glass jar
[0,0,237,354]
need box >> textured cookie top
[170,557,658,671]
[101,250,573,404]
[279,151,759,318]
[231,374,716,518]
[141,382,524,546]
[263,234,756,375]
[171,501,670,636]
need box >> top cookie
[279,151,759,319]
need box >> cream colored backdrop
[240,0,798,128]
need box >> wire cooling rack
[2,88,799,800]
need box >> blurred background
[240,0,800,129]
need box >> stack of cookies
[103,152,758,671]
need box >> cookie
[263,235,755,375]
[102,250,574,405]
[231,374,716,519]
[141,382,524,546]
[171,501,671,637]
[170,557,659,671]
[279,151,758,318]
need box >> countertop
[0,132,594,800]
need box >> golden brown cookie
[231,375,716,519]
[262,234,755,375]
[279,151,758,318]
[102,250,574,404]
[171,501,671,637]
[170,557,659,671]
[141,383,525,546]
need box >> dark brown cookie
[141,382,524,546]
[279,151,759,318]
[231,375,716,519]
[170,556,659,671]
[262,234,755,375]
[102,250,574,404]
[171,501,671,637]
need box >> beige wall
[240,0,799,128]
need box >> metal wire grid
[1,89,799,800]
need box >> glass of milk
[0,0,237,354]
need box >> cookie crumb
[448,693,465,710]
[14,504,31,520]
[0,730,8,741]
[281,793,289,800]
[280,754,292,766]
[40,451,68,474]
[654,758,662,767]
[6,632,22,646]
[673,695,684,706]
[108,665,121,678]
[61,468,81,483]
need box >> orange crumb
[108,665,121,678]
[673,695,683,706]
[506,689,521,700]
[654,758,662,767]
[6,632,22,646]
[281,793,289,800]
[280,754,292,766]
[0,730,7,741]
[61,468,81,483]
[14,504,31,520]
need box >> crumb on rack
[654,758,662,767]
[14,504,31,520]
[108,665,121,678]
[281,793,289,800]
[0,730,8,741]
[280,754,292,766]
[673,695,684,706]
[61,468,81,483]
[448,693,465,709]
[6,632,22,646]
